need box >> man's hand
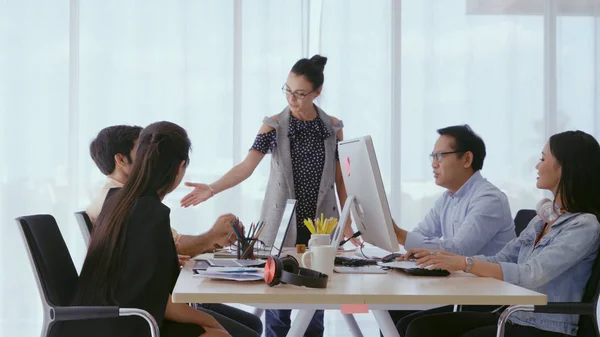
[208,213,239,248]
[174,242,191,266]
[178,254,191,267]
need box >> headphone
[264,255,329,289]
[536,198,567,223]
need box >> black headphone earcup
[267,255,329,289]
[281,255,300,275]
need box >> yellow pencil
[320,213,324,233]
[304,219,316,234]
[326,218,337,234]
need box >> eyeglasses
[282,85,314,100]
[429,151,464,163]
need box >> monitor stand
[332,195,365,247]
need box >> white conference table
[172,257,546,337]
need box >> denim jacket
[474,212,600,336]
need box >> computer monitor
[269,199,297,257]
[338,136,399,252]
[212,199,296,259]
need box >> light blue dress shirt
[475,212,600,336]
[405,171,515,256]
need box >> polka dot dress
[251,115,339,245]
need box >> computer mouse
[381,253,404,263]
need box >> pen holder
[237,238,258,260]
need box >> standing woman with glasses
[181,54,358,337]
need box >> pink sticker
[341,304,369,314]
[344,157,351,176]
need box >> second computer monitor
[338,136,399,252]
[269,199,297,257]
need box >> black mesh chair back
[17,214,159,337]
[514,209,537,236]
[574,249,600,336]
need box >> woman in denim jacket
[399,130,600,337]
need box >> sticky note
[341,304,369,314]
[344,157,351,176]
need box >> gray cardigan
[259,105,344,247]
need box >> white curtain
[1,0,599,335]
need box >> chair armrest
[53,306,119,321]
[497,305,534,337]
[53,306,159,337]
[120,308,160,337]
[497,303,596,337]
[534,302,595,316]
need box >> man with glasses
[385,125,515,334]
[393,124,514,255]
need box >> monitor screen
[338,136,399,252]
[269,199,297,257]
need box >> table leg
[287,309,316,337]
[342,314,364,337]
[253,308,264,317]
[372,310,400,337]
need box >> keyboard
[207,259,265,268]
[377,261,450,277]
[334,266,388,274]
[334,256,378,267]
[399,268,450,277]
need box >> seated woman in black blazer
[66,121,230,337]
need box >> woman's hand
[343,221,362,247]
[401,248,459,260]
[180,182,214,207]
[410,249,466,272]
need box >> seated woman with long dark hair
[399,130,600,337]
[63,121,230,337]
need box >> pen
[230,221,242,240]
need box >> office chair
[17,214,159,337]
[74,211,93,246]
[514,209,536,237]
[497,250,600,337]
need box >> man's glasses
[429,151,464,163]
[282,85,314,100]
